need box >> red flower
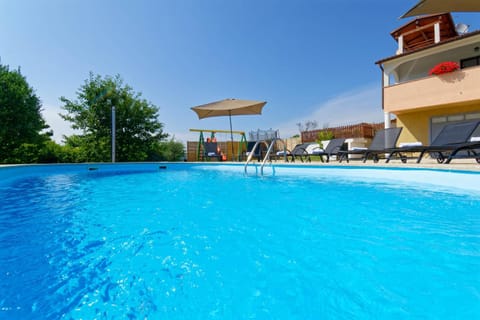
[429,61,460,75]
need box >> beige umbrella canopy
[191,98,267,159]
[401,0,480,18]
[191,98,267,119]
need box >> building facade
[376,13,480,145]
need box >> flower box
[429,61,460,76]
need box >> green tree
[60,73,168,162]
[0,63,50,163]
[155,138,185,161]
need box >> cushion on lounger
[351,147,368,151]
[311,148,325,154]
[305,143,320,154]
[399,142,423,147]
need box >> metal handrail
[260,138,287,175]
[244,140,269,174]
[244,138,288,176]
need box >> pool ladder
[244,138,287,176]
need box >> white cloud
[275,84,384,138]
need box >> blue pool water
[0,163,479,319]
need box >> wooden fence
[186,141,244,162]
[301,122,389,142]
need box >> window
[431,112,480,143]
[460,55,480,69]
[466,113,480,120]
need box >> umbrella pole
[229,111,235,161]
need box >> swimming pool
[1,163,479,319]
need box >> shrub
[316,130,334,149]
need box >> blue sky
[1,1,479,143]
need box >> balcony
[384,65,480,114]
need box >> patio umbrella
[401,0,480,18]
[191,98,267,160]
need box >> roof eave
[375,30,480,65]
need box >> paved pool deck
[257,157,480,172]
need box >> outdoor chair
[203,142,222,161]
[286,143,312,162]
[385,120,480,164]
[338,127,403,163]
[287,143,312,162]
[308,138,346,163]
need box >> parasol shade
[401,0,480,18]
[191,98,267,119]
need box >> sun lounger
[444,141,480,164]
[308,138,346,162]
[386,120,480,163]
[272,148,290,162]
[287,143,312,162]
[338,127,403,163]
[443,141,480,164]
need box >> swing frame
[190,129,247,161]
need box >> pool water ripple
[0,164,479,319]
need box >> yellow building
[376,13,480,145]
